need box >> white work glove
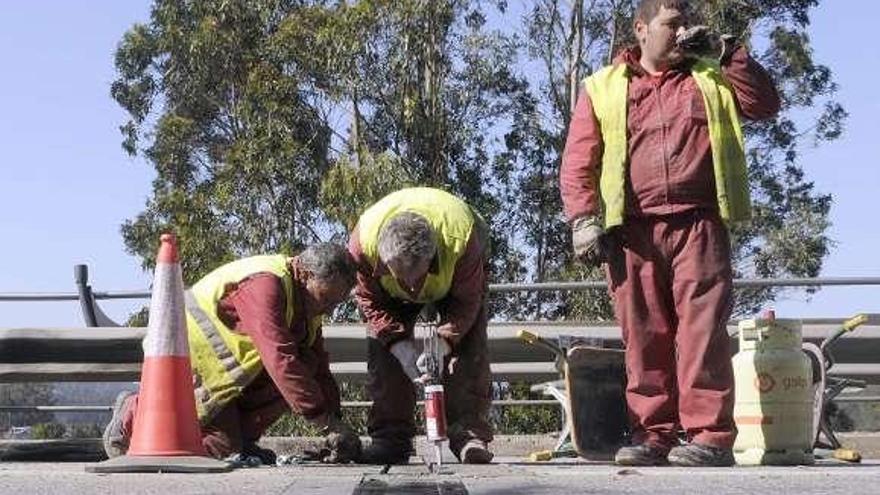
[571,215,604,267]
[389,338,422,382]
[416,337,452,376]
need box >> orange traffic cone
[87,234,230,473]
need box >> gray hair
[377,212,437,268]
[297,242,357,287]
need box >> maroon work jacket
[560,46,781,222]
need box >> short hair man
[560,0,781,466]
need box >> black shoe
[614,444,669,466]
[668,443,735,467]
[458,440,494,464]
[102,391,134,459]
[359,440,413,465]
[242,443,277,465]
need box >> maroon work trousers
[605,210,736,450]
[120,371,288,459]
[366,302,494,455]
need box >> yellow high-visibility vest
[358,187,474,303]
[584,58,751,228]
[185,254,320,422]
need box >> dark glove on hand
[321,417,362,463]
[676,25,737,62]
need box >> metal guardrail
[2,265,876,328]
[3,395,877,414]
[1,265,879,303]
[0,399,562,413]
[491,277,880,292]
[0,265,878,415]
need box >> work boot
[242,442,277,465]
[458,440,494,464]
[667,443,735,467]
[614,443,669,466]
[102,390,134,458]
[359,439,413,465]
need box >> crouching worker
[349,187,494,465]
[102,243,362,464]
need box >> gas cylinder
[732,311,815,465]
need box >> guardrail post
[74,265,122,327]
[74,264,99,327]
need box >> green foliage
[113,0,332,283]
[0,384,55,430]
[126,306,150,327]
[65,423,104,439]
[31,422,66,440]
[265,380,369,436]
[264,380,561,436]
[319,152,414,231]
[114,0,842,314]
[560,276,616,322]
[491,382,562,434]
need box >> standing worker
[348,187,494,465]
[560,0,780,466]
[103,243,362,464]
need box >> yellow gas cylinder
[732,311,814,465]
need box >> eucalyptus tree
[113,0,334,282]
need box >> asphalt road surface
[1,457,879,495]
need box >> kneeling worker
[103,243,362,464]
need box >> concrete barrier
[1,321,877,383]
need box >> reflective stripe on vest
[184,254,320,422]
[185,290,248,420]
[358,187,474,303]
[583,58,751,228]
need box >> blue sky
[0,1,877,327]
